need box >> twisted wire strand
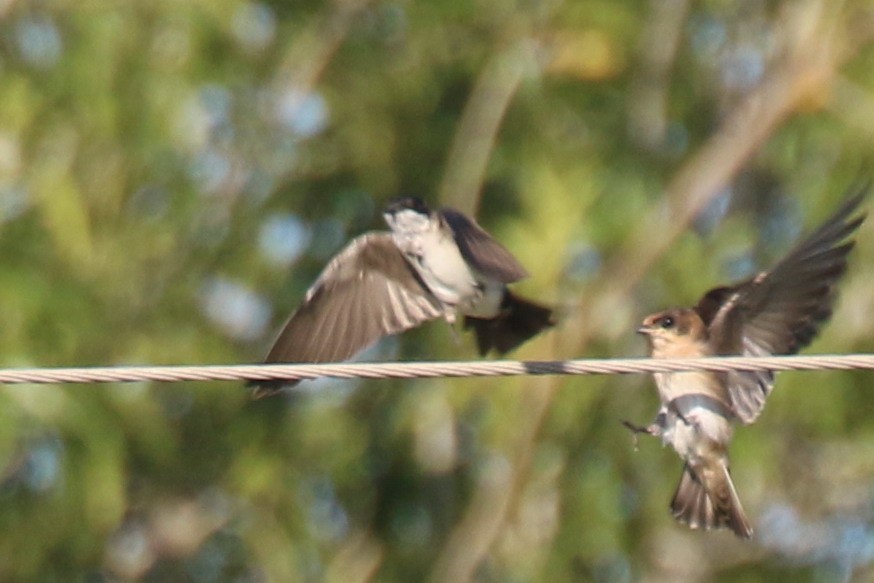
[0,354,871,385]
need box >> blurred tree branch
[830,75,874,138]
[325,531,383,583]
[628,0,691,151]
[438,39,538,215]
[271,0,373,122]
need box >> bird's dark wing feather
[263,232,444,365]
[695,185,867,423]
[440,208,529,283]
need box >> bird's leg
[621,420,661,451]
[443,309,462,345]
[621,420,661,436]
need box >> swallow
[250,197,554,396]
[632,185,867,538]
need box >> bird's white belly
[461,281,503,317]
[654,371,734,450]
[408,230,480,306]
[660,412,698,457]
[660,407,732,458]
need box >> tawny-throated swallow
[250,197,554,396]
[632,185,867,538]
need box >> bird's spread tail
[671,461,753,539]
[463,290,554,355]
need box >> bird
[631,184,867,538]
[249,196,554,396]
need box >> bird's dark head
[384,196,432,217]
[638,308,707,355]
[383,196,434,234]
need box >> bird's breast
[653,370,719,404]
[397,229,480,306]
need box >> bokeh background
[0,0,873,581]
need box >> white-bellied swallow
[250,197,554,396]
[631,184,867,538]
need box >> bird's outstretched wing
[252,232,444,393]
[441,208,529,283]
[694,185,867,423]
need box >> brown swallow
[249,197,554,396]
[633,184,867,538]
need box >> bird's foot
[621,420,660,451]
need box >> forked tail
[671,461,753,539]
[463,290,554,355]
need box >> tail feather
[671,462,753,539]
[463,290,554,355]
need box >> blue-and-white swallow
[633,185,867,538]
[250,197,554,396]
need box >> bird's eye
[659,316,675,329]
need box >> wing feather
[695,184,867,423]
[262,232,444,366]
[440,208,529,283]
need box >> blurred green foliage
[0,0,872,581]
